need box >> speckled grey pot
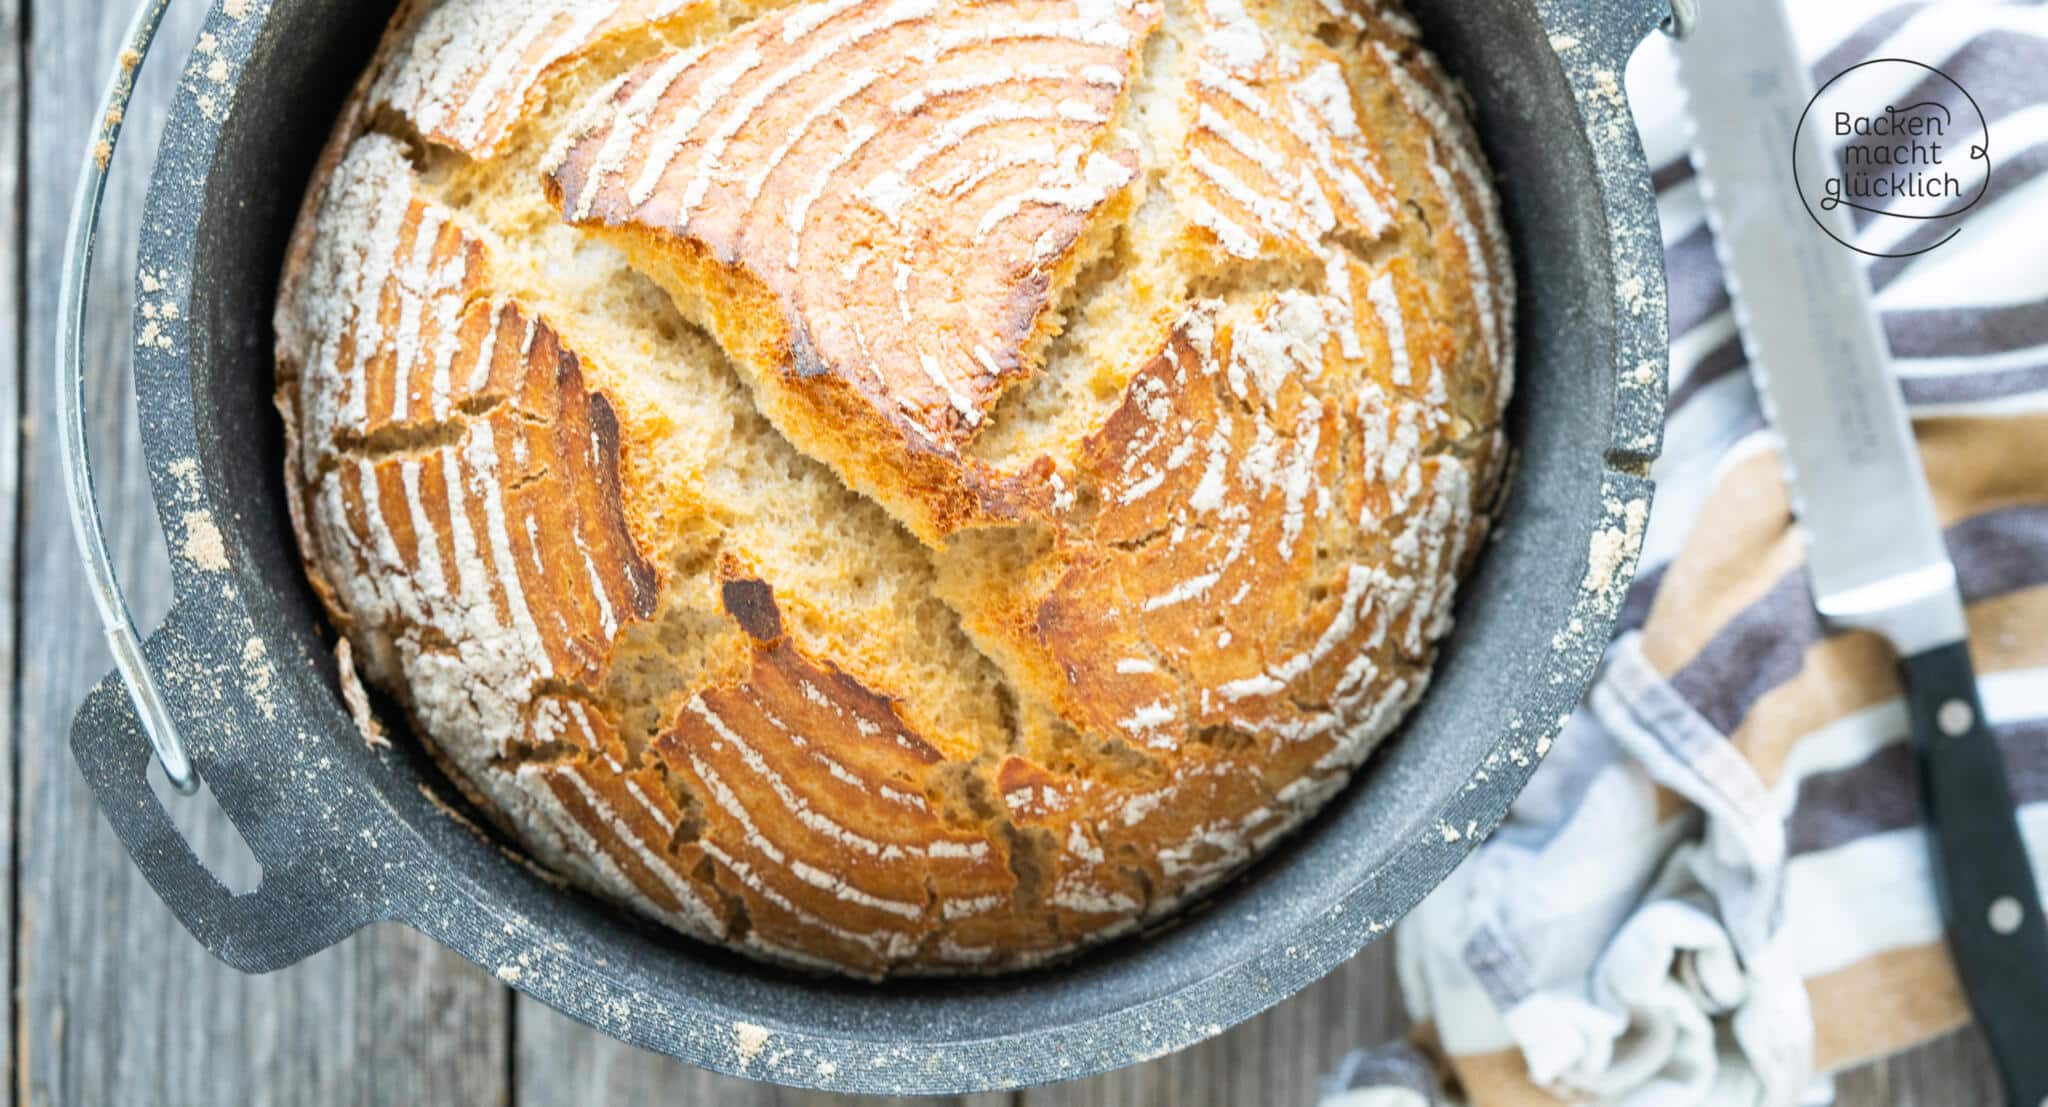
[70,0,1671,1092]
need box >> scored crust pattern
[277,0,1514,975]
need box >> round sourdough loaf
[276,0,1513,976]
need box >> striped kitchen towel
[1324,2,2048,1105]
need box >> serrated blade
[1673,0,1966,656]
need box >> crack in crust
[277,0,1515,976]
[543,0,1160,540]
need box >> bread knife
[1672,2,2048,1101]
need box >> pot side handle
[1528,0,1688,469]
[71,659,386,973]
[61,0,386,973]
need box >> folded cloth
[1324,2,2048,1104]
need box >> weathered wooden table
[1,3,1998,1103]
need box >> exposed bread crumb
[418,782,486,836]
[335,637,389,749]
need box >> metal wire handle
[58,0,194,794]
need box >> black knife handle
[1900,641,2048,1107]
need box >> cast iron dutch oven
[64,0,1676,1092]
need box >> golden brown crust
[543,0,1158,540]
[371,0,720,159]
[1172,2,1397,262]
[278,0,1514,976]
[662,572,1024,971]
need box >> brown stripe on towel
[1670,506,2048,735]
[1642,413,2048,679]
[1446,1047,1574,1107]
[1808,941,1971,1073]
[1640,448,1799,675]
[1730,585,2048,790]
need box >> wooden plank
[1018,939,1403,1107]
[0,0,21,1094]
[1836,1029,2001,1107]
[514,996,1015,1106]
[13,3,507,1105]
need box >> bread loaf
[276,0,1513,976]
